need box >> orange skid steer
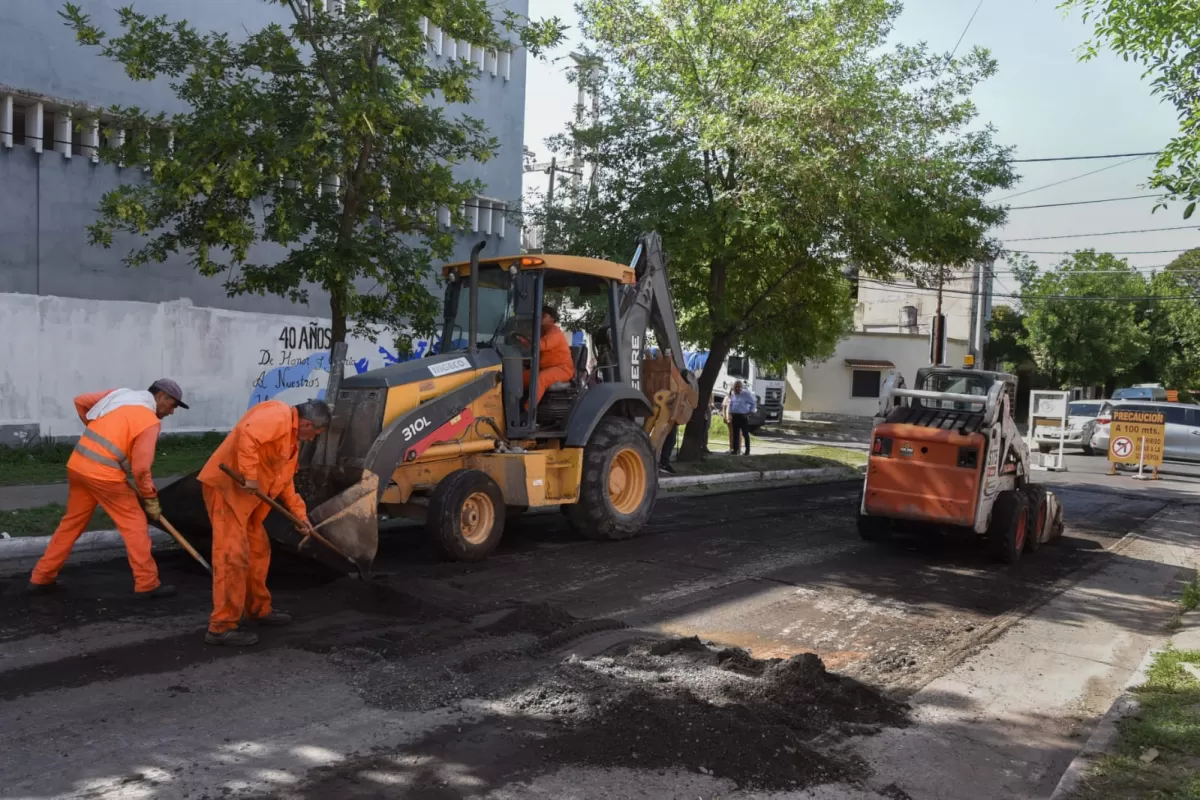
[857,365,1064,563]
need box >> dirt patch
[531,643,909,789]
[479,602,577,637]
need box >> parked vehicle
[1033,400,1104,455]
[1088,400,1200,462]
[1111,384,1169,402]
[691,352,785,431]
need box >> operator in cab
[520,304,576,406]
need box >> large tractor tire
[427,469,506,562]
[566,416,657,541]
[988,490,1029,564]
[1020,483,1050,553]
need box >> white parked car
[1088,400,1200,462]
[1033,400,1104,455]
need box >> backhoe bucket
[155,469,380,578]
[305,470,380,577]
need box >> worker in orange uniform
[28,379,189,598]
[198,399,331,647]
[522,305,577,406]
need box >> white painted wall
[0,293,437,440]
[787,332,970,418]
[855,269,975,341]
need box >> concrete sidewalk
[849,503,1200,799]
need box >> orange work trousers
[203,485,273,633]
[31,469,160,593]
[523,364,576,406]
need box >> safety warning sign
[1107,409,1165,467]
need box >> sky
[521,0,1189,301]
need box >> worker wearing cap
[29,379,189,598]
[521,305,576,406]
[197,399,330,647]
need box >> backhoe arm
[615,232,700,455]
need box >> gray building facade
[0,0,528,314]
[0,0,530,440]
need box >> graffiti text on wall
[247,326,437,409]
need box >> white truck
[708,354,786,431]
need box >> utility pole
[931,266,946,365]
[522,153,582,252]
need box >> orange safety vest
[68,404,160,483]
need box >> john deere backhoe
[158,232,698,574]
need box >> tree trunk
[327,288,348,407]
[677,336,733,462]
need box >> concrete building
[0,0,529,443]
[786,265,990,419]
[785,333,970,419]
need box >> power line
[949,0,987,60]
[859,277,1198,302]
[1003,224,1198,242]
[1007,151,1160,164]
[1009,247,1192,256]
[1007,194,1161,210]
[993,155,1153,202]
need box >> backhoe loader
[157,232,699,574]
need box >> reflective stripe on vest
[73,428,132,474]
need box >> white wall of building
[0,293,438,443]
[786,332,970,418]
[855,269,976,341]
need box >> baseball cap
[148,378,189,409]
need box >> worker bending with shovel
[198,399,330,647]
[29,380,189,597]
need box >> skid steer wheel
[566,416,657,541]
[855,489,891,543]
[988,489,1029,564]
[427,469,506,562]
[1020,483,1049,553]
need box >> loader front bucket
[155,469,380,577]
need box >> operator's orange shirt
[540,324,574,378]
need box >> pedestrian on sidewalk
[198,399,330,647]
[29,380,189,598]
[726,380,757,455]
[660,424,678,474]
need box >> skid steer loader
[157,232,698,575]
[856,361,1064,563]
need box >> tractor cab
[439,251,636,438]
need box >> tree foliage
[61,1,563,348]
[1061,0,1200,215]
[985,305,1031,372]
[527,0,1015,458]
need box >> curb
[659,465,852,488]
[0,466,859,574]
[0,529,174,575]
[1048,642,1161,799]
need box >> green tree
[61,1,562,350]
[1060,0,1200,215]
[985,305,1031,372]
[1146,256,1200,390]
[1017,251,1149,390]
[529,0,1015,459]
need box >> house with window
[785,267,982,419]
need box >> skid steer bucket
[155,469,381,577]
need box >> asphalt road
[0,474,1175,798]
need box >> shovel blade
[306,470,380,576]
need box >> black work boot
[205,628,260,647]
[27,581,60,596]
[134,584,177,600]
[247,610,292,626]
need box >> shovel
[218,464,378,576]
[127,477,211,573]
